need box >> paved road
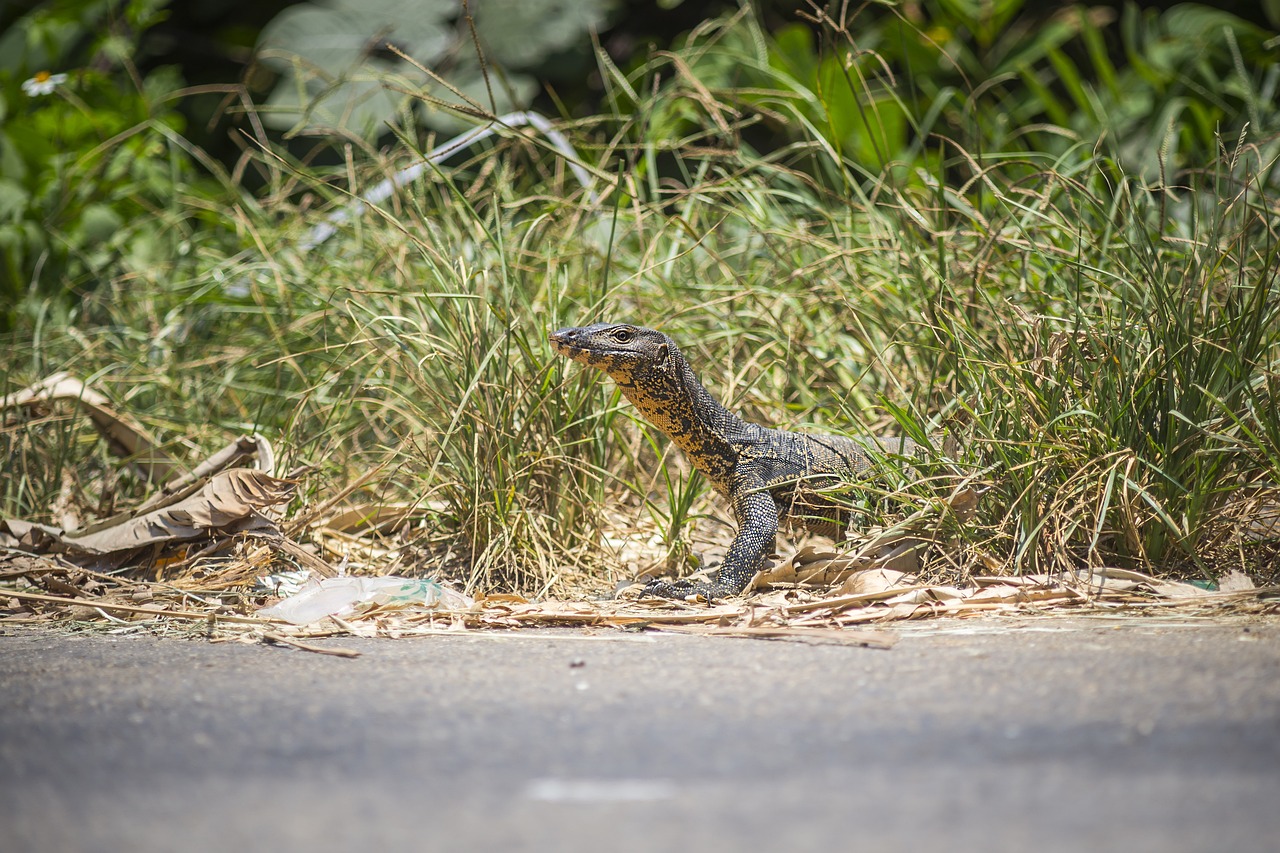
[1,616,1277,852]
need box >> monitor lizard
[550,322,925,601]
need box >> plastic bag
[258,575,473,625]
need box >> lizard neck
[617,344,746,490]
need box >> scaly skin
[550,322,922,601]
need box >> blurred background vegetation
[2,0,1278,594]
[2,0,1276,323]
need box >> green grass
[3,7,1278,595]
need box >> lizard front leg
[643,486,779,601]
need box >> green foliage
[3,2,1278,594]
[625,3,1279,194]
[0,0,234,329]
[256,0,615,137]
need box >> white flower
[21,71,68,97]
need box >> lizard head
[549,323,675,386]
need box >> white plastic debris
[258,575,473,625]
[255,569,314,597]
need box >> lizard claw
[640,577,732,603]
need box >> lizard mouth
[548,332,584,358]
[549,329,639,364]
[549,330,616,360]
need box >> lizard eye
[612,328,634,343]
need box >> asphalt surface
[1,616,1277,852]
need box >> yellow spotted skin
[550,323,922,601]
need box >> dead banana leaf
[1,372,178,482]
[837,567,914,596]
[2,469,296,557]
[756,541,923,589]
[133,434,276,516]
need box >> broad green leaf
[259,73,406,136]
[79,203,123,244]
[472,0,614,68]
[0,177,30,219]
[258,3,450,74]
[1266,0,1280,29]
